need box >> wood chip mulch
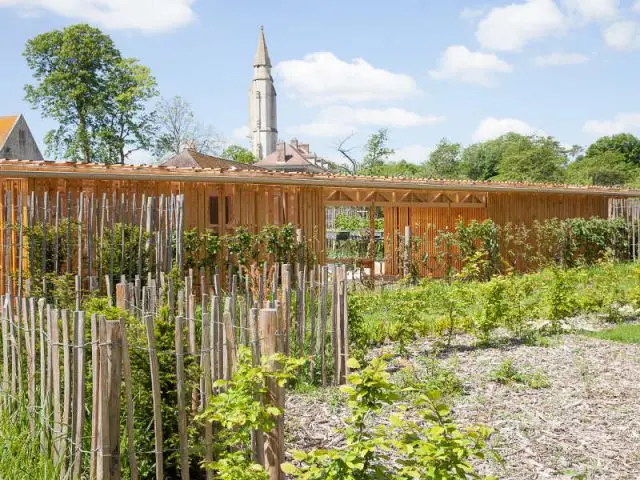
[285,334,640,479]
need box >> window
[225,195,232,224]
[209,195,219,225]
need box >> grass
[0,400,60,479]
[584,323,640,344]
[489,359,551,389]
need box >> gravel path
[286,334,640,479]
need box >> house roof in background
[0,115,19,148]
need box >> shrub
[490,359,550,389]
[283,356,493,480]
[199,347,304,480]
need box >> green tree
[23,24,157,164]
[586,133,640,165]
[153,96,223,159]
[424,138,462,179]
[567,151,637,186]
[95,58,158,164]
[495,135,568,183]
[459,135,516,180]
[222,144,257,164]
[360,129,394,174]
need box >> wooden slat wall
[383,191,609,276]
[0,173,615,283]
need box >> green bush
[283,356,493,480]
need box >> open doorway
[325,206,384,279]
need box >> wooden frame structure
[1,159,639,278]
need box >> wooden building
[1,158,639,279]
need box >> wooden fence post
[258,308,283,480]
[144,313,164,480]
[120,317,138,480]
[97,320,123,480]
[175,313,189,480]
[72,311,86,480]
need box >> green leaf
[280,462,297,474]
[346,358,361,370]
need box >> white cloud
[391,145,433,164]
[460,7,486,20]
[603,21,640,50]
[563,0,618,21]
[0,0,196,32]
[429,45,513,86]
[274,52,420,106]
[583,113,640,136]
[533,52,589,66]
[476,0,566,52]
[231,125,250,142]
[634,0,640,12]
[285,107,444,138]
[127,149,154,165]
[472,117,544,142]
[317,106,445,128]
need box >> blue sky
[1,0,640,165]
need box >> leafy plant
[283,356,493,480]
[490,359,550,389]
[199,347,304,480]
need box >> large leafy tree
[567,152,637,186]
[152,96,223,159]
[585,133,640,165]
[495,134,568,183]
[222,145,256,164]
[23,24,157,164]
[424,138,462,179]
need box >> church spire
[249,26,278,160]
[254,25,271,67]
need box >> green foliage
[260,223,296,263]
[284,356,493,480]
[23,23,157,163]
[545,268,578,331]
[490,360,550,389]
[425,138,463,179]
[359,129,395,174]
[222,144,257,164]
[495,135,568,183]
[585,323,640,344]
[454,219,501,281]
[199,347,304,480]
[476,278,508,343]
[0,400,60,479]
[98,223,150,287]
[585,133,640,166]
[333,213,383,232]
[567,152,637,186]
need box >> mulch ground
[286,333,640,479]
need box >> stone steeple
[249,26,278,160]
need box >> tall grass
[0,400,60,479]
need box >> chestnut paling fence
[0,190,351,480]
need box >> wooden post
[97,320,123,480]
[71,311,86,480]
[145,313,164,480]
[403,225,410,278]
[115,282,127,311]
[61,309,71,478]
[320,266,328,387]
[249,307,264,466]
[309,268,317,381]
[175,314,189,480]
[223,298,237,379]
[90,314,100,479]
[51,309,62,465]
[120,318,138,480]
[201,306,213,480]
[258,308,283,480]
[281,264,291,355]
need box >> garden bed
[286,333,640,479]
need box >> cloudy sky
[1,0,639,165]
